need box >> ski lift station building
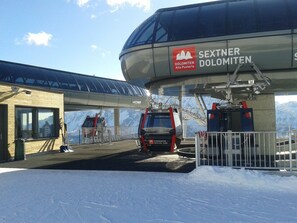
[0,61,148,161]
[119,0,297,134]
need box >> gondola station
[120,0,297,169]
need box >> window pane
[0,64,23,84]
[105,80,119,94]
[113,82,125,94]
[16,107,58,139]
[123,15,156,49]
[197,3,227,37]
[54,73,68,89]
[15,76,25,84]
[126,85,135,96]
[22,70,49,87]
[287,0,297,28]
[74,76,88,91]
[99,80,112,94]
[228,1,257,35]
[16,108,33,139]
[84,78,97,92]
[46,73,60,88]
[93,79,105,93]
[0,65,13,82]
[144,113,171,128]
[171,7,199,41]
[257,0,289,31]
[119,84,129,95]
[67,74,79,90]
[54,72,79,90]
[155,11,174,43]
[133,86,144,96]
[38,109,55,138]
[134,18,155,46]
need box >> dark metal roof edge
[155,0,227,13]
[0,60,128,84]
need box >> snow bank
[187,166,297,193]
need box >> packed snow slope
[0,167,297,223]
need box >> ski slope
[0,167,296,223]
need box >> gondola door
[0,105,8,161]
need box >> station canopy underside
[149,70,297,101]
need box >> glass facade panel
[287,0,297,28]
[46,74,60,88]
[120,0,296,49]
[54,74,68,89]
[105,80,119,94]
[0,65,13,82]
[99,80,112,94]
[67,74,79,90]
[197,3,227,38]
[16,107,59,139]
[257,0,289,32]
[113,82,125,95]
[54,72,79,90]
[83,78,97,92]
[125,85,134,95]
[92,79,105,93]
[119,83,130,95]
[123,15,156,49]
[133,86,143,96]
[171,7,199,41]
[140,88,147,96]
[134,18,155,46]
[22,69,49,87]
[228,0,257,35]
[15,76,25,84]
[73,76,88,91]
[155,11,174,43]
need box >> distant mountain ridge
[276,101,297,133]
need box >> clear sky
[0,0,213,81]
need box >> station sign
[172,45,253,72]
[172,47,197,72]
[198,47,252,68]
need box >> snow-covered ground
[0,167,297,223]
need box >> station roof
[121,0,297,51]
[123,0,297,50]
[0,60,147,97]
[0,60,149,110]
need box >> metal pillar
[114,108,120,136]
[183,119,188,139]
[179,85,184,134]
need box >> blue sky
[0,0,213,81]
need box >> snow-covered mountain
[276,101,297,133]
[65,108,142,133]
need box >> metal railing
[67,126,138,145]
[195,130,297,171]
